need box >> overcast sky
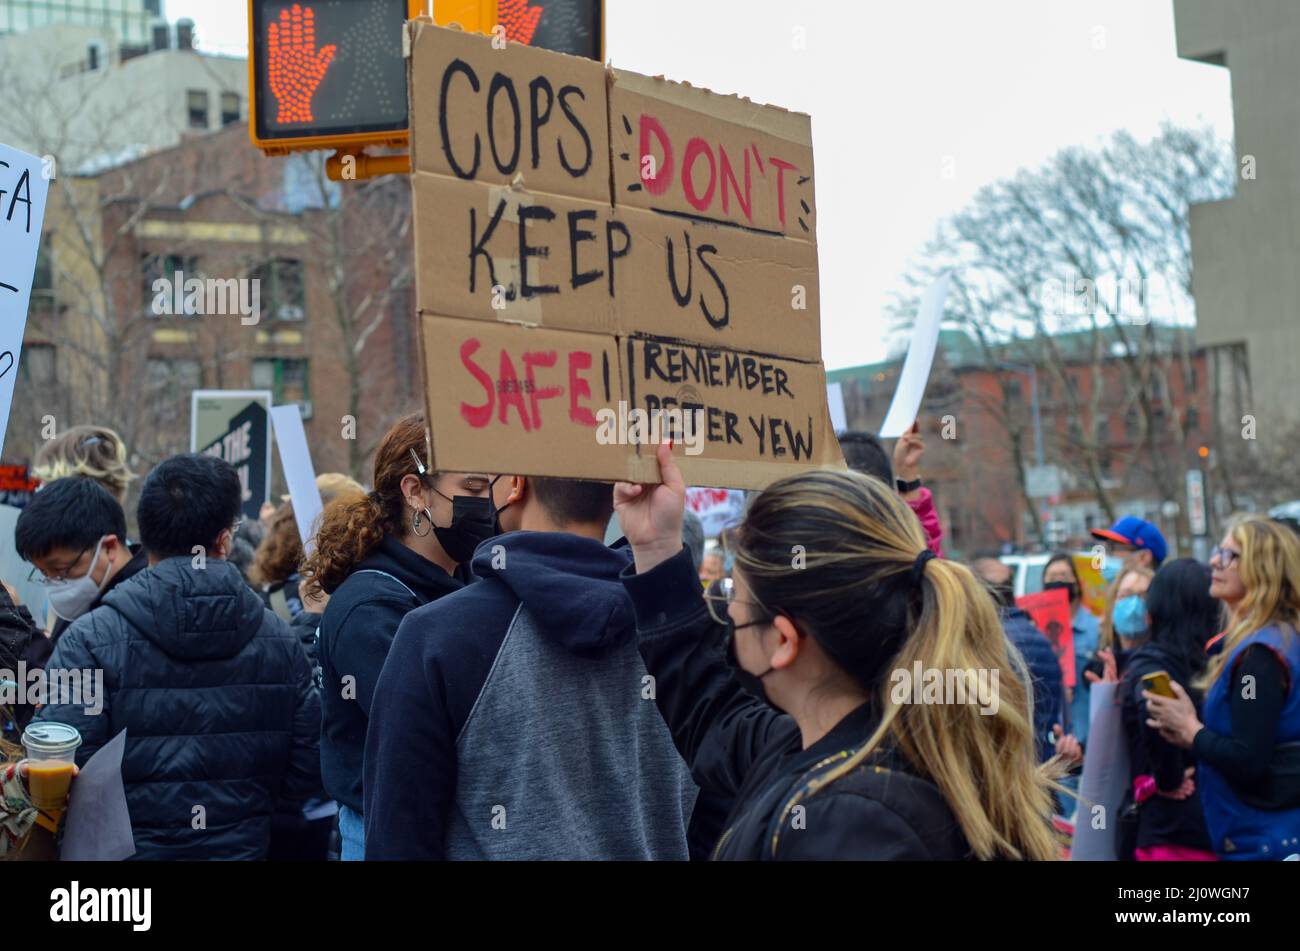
[169,0,1233,371]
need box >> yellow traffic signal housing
[249,1,604,160]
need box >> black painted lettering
[487,73,522,174]
[528,76,554,170]
[440,59,481,179]
[567,210,601,289]
[557,85,593,177]
[518,205,558,297]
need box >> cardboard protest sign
[191,390,272,521]
[405,19,609,203]
[270,405,324,552]
[0,143,51,458]
[1070,681,1130,861]
[1016,587,1076,688]
[1072,553,1111,619]
[609,69,817,241]
[408,20,840,490]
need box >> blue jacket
[37,557,320,860]
[364,531,696,860]
[1199,625,1300,860]
[1069,605,1101,743]
[317,534,462,814]
[1001,606,1064,762]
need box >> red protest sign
[1015,587,1076,688]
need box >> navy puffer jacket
[37,556,322,860]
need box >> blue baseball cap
[1091,516,1167,565]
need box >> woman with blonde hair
[1146,515,1300,860]
[615,443,1059,860]
[31,426,134,505]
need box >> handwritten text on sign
[0,143,51,458]
[409,20,839,488]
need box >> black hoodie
[364,530,697,860]
[317,534,462,814]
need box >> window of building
[251,259,306,320]
[141,253,200,313]
[221,92,241,127]
[1186,405,1200,432]
[31,233,53,294]
[252,358,311,417]
[146,358,202,426]
[187,89,209,130]
[21,344,56,388]
[146,358,202,396]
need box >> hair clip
[408,448,427,476]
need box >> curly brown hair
[250,505,303,587]
[301,414,429,598]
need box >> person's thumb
[657,440,685,495]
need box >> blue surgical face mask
[1112,595,1148,637]
[1100,557,1122,584]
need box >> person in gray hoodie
[363,475,697,860]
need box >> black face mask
[431,477,510,565]
[1043,580,1079,602]
[724,620,785,711]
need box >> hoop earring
[412,507,433,537]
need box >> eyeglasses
[704,577,773,631]
[27,541,94,585]
[1211,545,1241,567]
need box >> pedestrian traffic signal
[250,1,606,162]
[250,0,424,155]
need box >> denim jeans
[338,804,365,861]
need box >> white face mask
[46,539,110,622]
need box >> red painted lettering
[768,157,798,228]
[568,350,599,426]
[639,114,673,196]
[719,144,753,222]
[460,338,494,428]
[496,349,531,431]
[522,350,563,429]
[682,137,717,212]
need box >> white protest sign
[686,487,747,538]
[826,382,847,433]
[270,404,323,553]
[0,142,51,457]
[878,273,951,438]
[1069,680,1131,860]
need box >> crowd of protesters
[1,415,1298,862]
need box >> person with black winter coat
[36,454,321,861]
[970,556,1064,763]
[301,414,497,861]
[610,444,1060,861]
[1116,560,1218,860]
[0,582,51,736]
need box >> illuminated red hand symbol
[267,4,337,125]
[498,0,544,46]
